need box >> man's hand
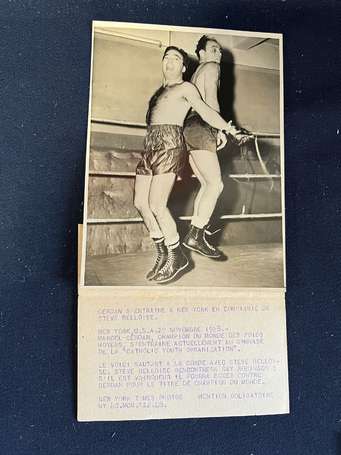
[233,127,254,146]
[223,122,254,147]
[217,130,227,151]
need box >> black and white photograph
[81,21,285,288]
[3,0,340,450]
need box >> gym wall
[86,29,282,256]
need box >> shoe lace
[154,251,163,267]
[160,249,175,273]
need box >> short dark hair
[195,35,220,58]
[163,46,189,70]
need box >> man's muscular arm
[203,62,220,112]
[202,63,227,150]
[182,82,232,132]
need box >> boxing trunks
[136,124,187,177]
[183,111,218,153]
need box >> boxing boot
[153,243,189,284]
[146,238,168,280]
[204,224,222,238]
[183,225,227,261]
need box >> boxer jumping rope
[134,46,250,284]
[183,35,252,260]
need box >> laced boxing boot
[153,243,189,284]
[204,224,222,238]
[146,238,168,280]
[204,224,228,260]
[183,225,227,261]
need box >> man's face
[162,49,185,79]
[202,40,222,63]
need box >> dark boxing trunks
[136,124,187,176]
[183,112,218,153]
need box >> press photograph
[81,22,284,288]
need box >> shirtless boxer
[183,35,250,260]
[134,46,245,284]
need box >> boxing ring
[83,119,284,287]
